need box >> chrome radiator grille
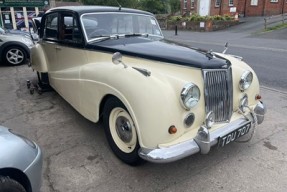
[203,68,233,122]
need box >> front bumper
[24,143,43,192]
[139,101,266,163]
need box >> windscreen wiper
[89,35,119,43]
[124,33,149,37]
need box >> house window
[229,0,234,6]
[215,0,221,7]
[183,0,187,9]
[191,0,195,8]
[270,0,278,2]
[251,0,258,5]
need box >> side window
[60,14,83,44]
[43,13,58,40]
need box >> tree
[139,0,166,14]
[80,0,177,15]
[81,0,140,8]
[169,0,180,15]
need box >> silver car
[0,27,34,65]
[0,126,42,192]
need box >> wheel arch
[0,168,32,192]
[0,41,30,59]
[99,94,143,146]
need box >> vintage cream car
[30,6,266,165]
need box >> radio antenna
[115,0,121,10]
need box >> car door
[41,12,58,71]
[42,11,87,111]
[54,12,88,111]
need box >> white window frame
[229,0,234,6]
[215,0,221,7]
[183,0,187,9]
[270,0,278,2]
[191,0,195,8]
[251,0,258,6]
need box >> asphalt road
[162,18,287,92]
[1,18,287,192]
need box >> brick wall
[180,0,287,16]
[209,0,239,16]
[245,0,287,16]
[210,0,221,15]
[264,1,285,15]
[237,0,246,15]
[244,0,265,16]
[181,0,198,16]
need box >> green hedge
[168,14,234,23]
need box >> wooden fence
[264,13,287,30]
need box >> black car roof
[46,6,154,16]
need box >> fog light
[240,94,248,112]
[206,111,215,129]
[168,125,177,134]
[184,113,195,127]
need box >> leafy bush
[168,16,182,22]
[168,14,235,23]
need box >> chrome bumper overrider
[139,101,266,163]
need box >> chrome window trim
[80,12,164,43]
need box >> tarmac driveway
[0,61,286,192]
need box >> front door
[198,0,211,16]
[42,11,86,111]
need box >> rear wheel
[103,97,144,165]
[3,46,27,65]
[0,176,26,192]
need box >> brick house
[181,0,287,16]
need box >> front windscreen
[81,12,163,42]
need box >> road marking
[167,38,287,53]
[261,86,287,95]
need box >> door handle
[55,46,61,50]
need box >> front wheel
[0,176,26,192]
[3,46,27,65]
[103,97,144,165]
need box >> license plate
[218,122,251,147]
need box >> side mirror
[112,52,127,68]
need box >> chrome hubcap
[109,107,137,153]
[116,116,132,143]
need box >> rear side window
[43,13,58,40]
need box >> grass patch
[265,23,287,31]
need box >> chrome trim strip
[80,12,164,43]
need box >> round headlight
[180,83,200,110]
[239,71,253,91]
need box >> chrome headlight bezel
[239,71,253,91]
[180,83,200,110]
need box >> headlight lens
[239,71,253,91]
[180,83,200,110]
